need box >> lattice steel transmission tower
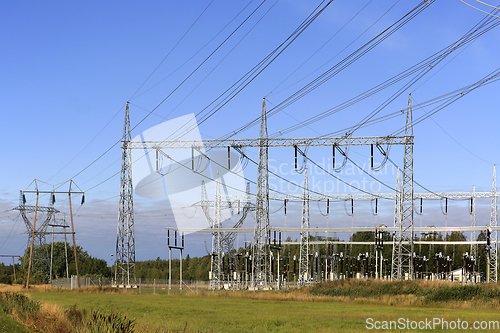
[391,168,401,280]
[115,102,136,287]
[298,169,311,287]
[489,165,497,282]
[14,190,59,277]
[252,98,270,289]
[210,172,223,289]
[392,95,414,279]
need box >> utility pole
[26,191,39,289]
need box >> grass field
[0,312,29,333]
[26,289,500,332]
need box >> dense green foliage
[8,242,110,284]
[0,263,14,284]
[136,255,211,281]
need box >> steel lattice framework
[394,95,414,279]
[391,168,402,280]
[219,191,498,201]
[252,98,270,289]
[13,191,59,277]
[115,102,136,287]
[129,136,406,150]
[298,169,311,287]
[210,172,223,289]
[489,165,497,282]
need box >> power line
[128,0,215,100]
[218,0,434,141]
[70,0,272,183]
[79,1,334,194]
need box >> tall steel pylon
[252,98,269,289]
[115,102,136,286]
[489,165,497,282]
[298,168,311,287]
[391,168,401,280]
[210,172,223,289]
[392,94,414,280]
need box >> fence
[51,277,210,293]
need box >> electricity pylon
[115,102,136,287]
[489,165,497,282]
[298,169,311,287]
[252,98,270,289]
[392,95,414,279]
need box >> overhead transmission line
[279,66,500,200]
[232,145,390,199]
[130,0,258,101]
[318,72,500,138]
[126,1,500,202]
[267,0,378,96]
[48,1,215,183]
[80,0,335,194]
[155,0,281,122]
[314,69,500,199]
[460,0,500,18]
[345,2,500,138]
[270,2,500,139]
[391,67,500,136]
[71,0,272,184]
[129,0,215,100]
[268,0,402,98]
[361,67,500,199]
[154,0,335,145]
[217,0,434,141]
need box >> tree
[19,242,110,284]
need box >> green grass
[0,312,29,333]
[28,290,500,332]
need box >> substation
[113,97,499,290]
[12,100,499,290]
[4,1,500,293]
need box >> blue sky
[1,0,499,265]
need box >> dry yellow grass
[0,284,53,293]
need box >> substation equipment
[118,97,498,290]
